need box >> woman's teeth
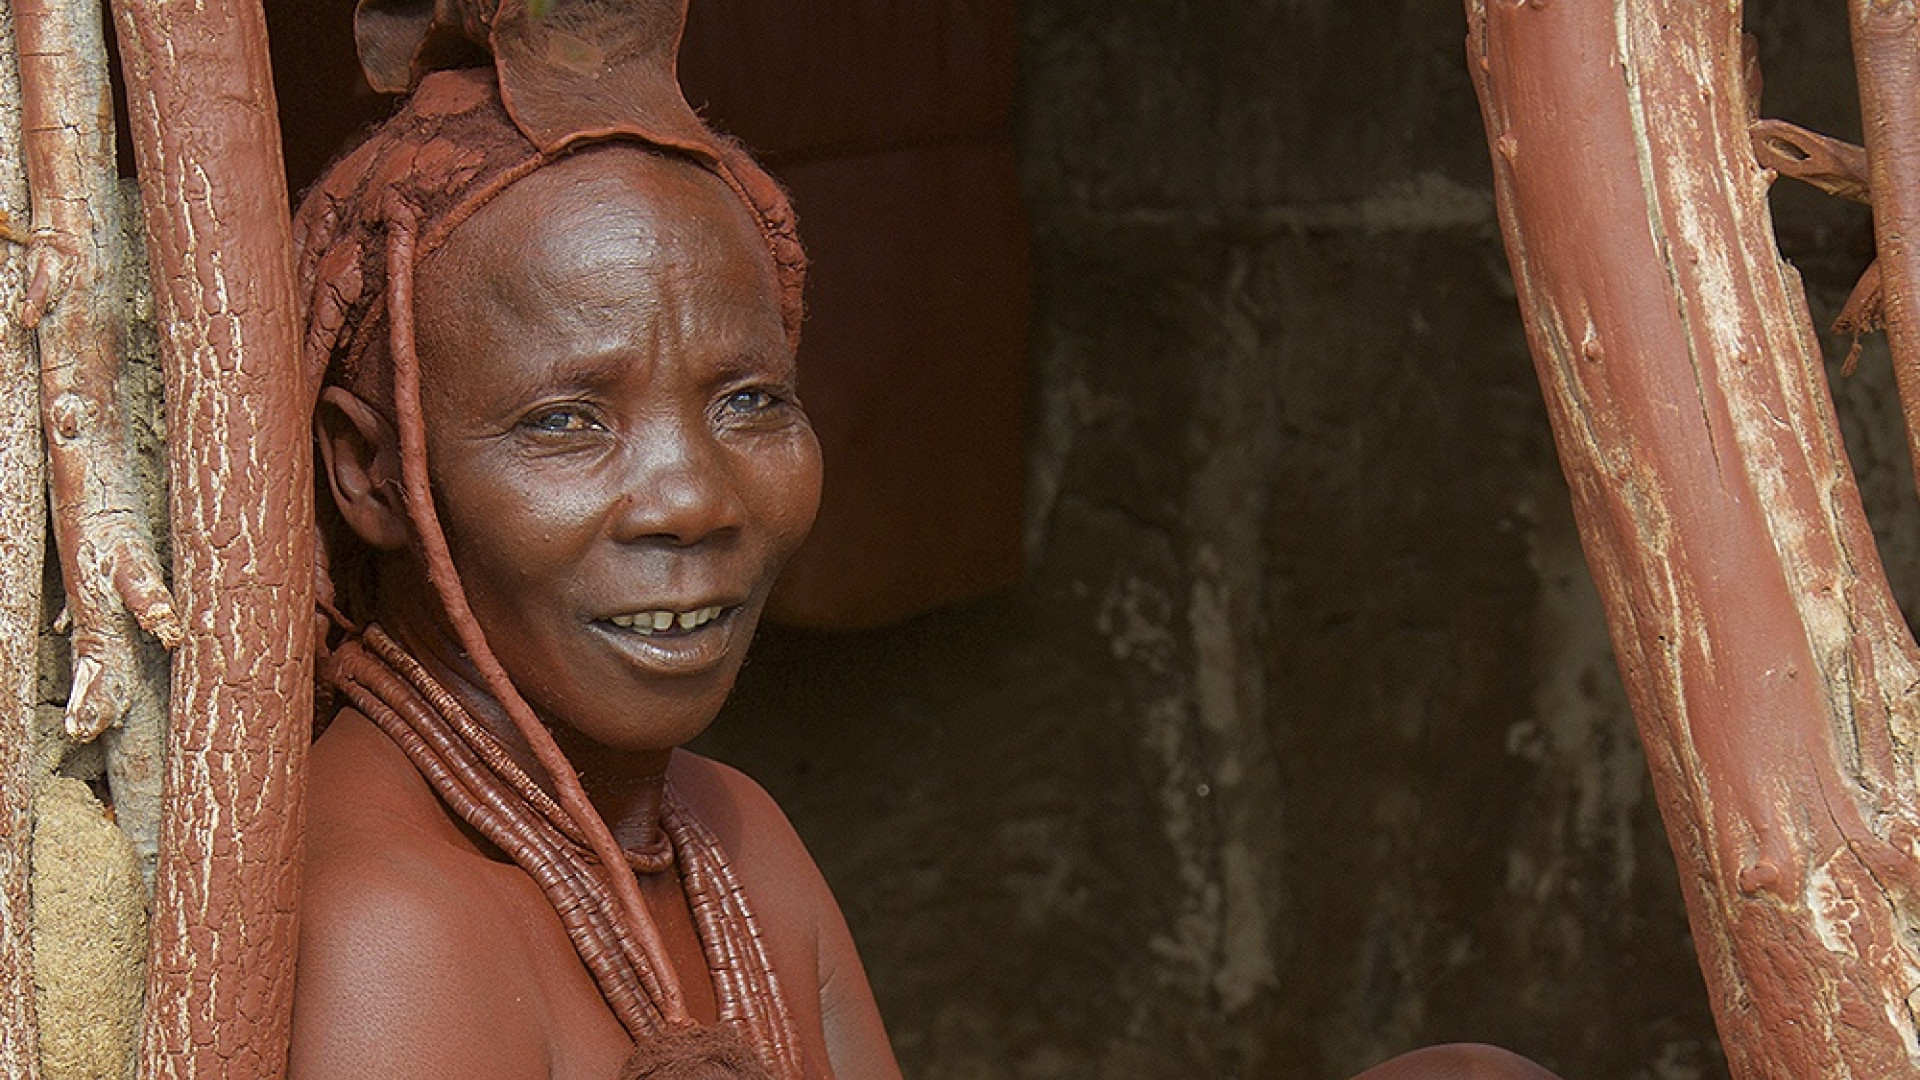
[608,606,724,635]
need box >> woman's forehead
[411,150,789,384]
[431,150,773,298]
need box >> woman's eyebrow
[706,346,798,384]
[513,350,642,395]
[458,357,626,421]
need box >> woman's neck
[373,613,676,864]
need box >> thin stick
[1750,118,1873,204]
[1851,0,1920,499]
[0,7,47,1080]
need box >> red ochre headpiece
[297,0,804,413]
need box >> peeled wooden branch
[0,9,48,1080]
[16,0,180,747]
[109,0,314,1077]
[1469,2,1920,1076]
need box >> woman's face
[392,148,820,761]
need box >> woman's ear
[315,386,411,551]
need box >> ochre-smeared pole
[0,8,48,1080]
[108,1,314,1077]
[1470,1,1920,1076]
[1850,0,1920,497]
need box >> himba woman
[285,2,1568,1078]
[288,2,897,1077]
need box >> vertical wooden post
[108,1,313,1077]
[0,8,48,1079]
[1469,1,1920,1076]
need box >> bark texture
[100,180,171,885]
[1469,2,1920,1077]
[16,0,179,750]
[109,1,314,1078]
[0,6,48,1078]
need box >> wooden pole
[108,1,314,1077]
[1468,1,1920,1076]
[0,7,49,1079]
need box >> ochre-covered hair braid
[380,197,689,1022]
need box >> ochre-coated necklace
[326,624,804,1080]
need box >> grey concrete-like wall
[703,2,1900,1078]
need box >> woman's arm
[814,896,903,1080]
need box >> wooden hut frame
[13,0,1920,1076]
[0,0,311,1076]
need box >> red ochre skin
[292,148,898,1080]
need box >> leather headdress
[296,0,804,409]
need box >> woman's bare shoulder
[289,711,552,1080]
[667,752,799,840]
[665,752,828,905]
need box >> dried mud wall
[707,2,1898,1080]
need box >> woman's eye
[720,388,782,418]
[522,407,601,434]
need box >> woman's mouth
[590,602,748,676]
[605,605,726,636]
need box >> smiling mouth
[590,602,748,677]
[604,605,729,637]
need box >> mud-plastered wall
[703,2,1905,1079]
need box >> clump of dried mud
[31,775,145,1080]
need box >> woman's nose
[609,423,748,546]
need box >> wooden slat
[0,6,48,1079]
